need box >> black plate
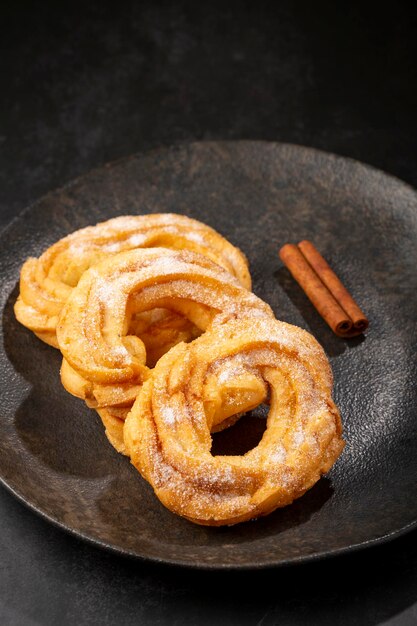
[1,141,416,569]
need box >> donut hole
[210,403,269,456]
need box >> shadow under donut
[2,283,117,479]
[211,404,269,456]
[93,465,334,555]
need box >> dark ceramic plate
[1,141,416,569]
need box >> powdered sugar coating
[160,406,178,425]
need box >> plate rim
[1,139,416,569]
[1,138,416,241]
[2,476,417,570]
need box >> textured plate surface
[1,141,416,569]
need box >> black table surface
[1,3,416,625]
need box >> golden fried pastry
[97,406,129,456]
[57,248,273,448]
[129,309,202,368]
[124,316,344,526]
[14,213,251,347]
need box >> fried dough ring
[14,213,251,347]
[56,248,273,449]
[124,316,344,526]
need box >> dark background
[1,2,416,624]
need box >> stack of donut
[15,213,344,526]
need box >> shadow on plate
[94,453,334,550]
[2,283,117,479]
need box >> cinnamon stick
[279,241,368,337]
